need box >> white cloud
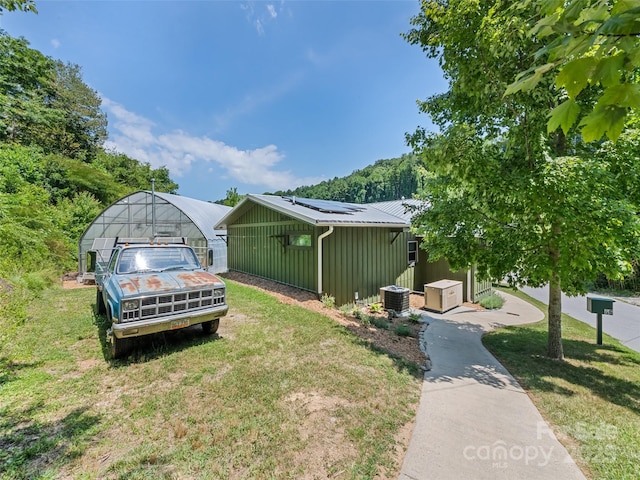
[51,38,60,49]
[101,98,321,191]
[241,1,287,35]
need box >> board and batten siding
[226,204,317,292]
[321,227,416,306]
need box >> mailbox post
[586,296,615,345]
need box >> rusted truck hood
[116,270,224,296]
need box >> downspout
[151,178,156,238]
[317,226,334,296]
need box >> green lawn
[0,280,421,479]
[483,288,640,480]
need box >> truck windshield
[117,247,200,274]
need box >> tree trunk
[548,267,564,360]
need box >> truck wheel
[108,306,131,359]
[201,319,219,335]
[110,335,131,359]
[96,289,106,315]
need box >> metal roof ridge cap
[249,194,317,225]
[315,221,409,228]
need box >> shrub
[369,303,383,313]
[321,293,335,309]
[479,292,504,310]
[339,303,355,317]
[371,316,390,330]
[395,324,413,337]
[409,312,422,323]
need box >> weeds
[339,303,357,317]
[369,303,383,314]
[321,293,336,308]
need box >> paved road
[520,286,640,353]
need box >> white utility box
[424,279,463,313]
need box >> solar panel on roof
[284,197,365,214]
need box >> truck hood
[116,270,224,296]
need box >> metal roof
[368,198,425,223]
[152,191,232,238]
[214,194,411,229]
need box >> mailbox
[587,296,614,315]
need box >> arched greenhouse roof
[78,191,231,277]
[152,191,232,240]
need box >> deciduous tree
[405,0,640,359]
[506,0,640,142]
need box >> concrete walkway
[399,292,586,480]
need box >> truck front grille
[121,288,225,322]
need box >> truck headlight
[122,299,140,311]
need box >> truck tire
[96,289,106,315]
[108,306,131,359]
[110,335,131,359]
[201,319,219,335]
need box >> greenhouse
[78,191,231,281]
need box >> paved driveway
[520,286,640,353]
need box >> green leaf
[505,70,543,95]
[598,83,640,109]
[557,57,598,98]
[580,104,628,142]
[612,0,640,14]
[531,11,561,37]
[547,99,581,134]
[593,53,624,87]
[539,0,565,16]
[598,7,640,35]
[630,45,640,68]
[576,4,610,27]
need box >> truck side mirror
[87,250,97,273]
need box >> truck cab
[88,238,228,358]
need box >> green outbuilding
[215,194,491,306]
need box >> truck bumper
[108,304,229,340]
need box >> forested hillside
[0,27,425,288]
[272,154,423,203]
[0,31,177,281]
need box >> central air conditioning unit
[379,285,410,316]
[424,279,463,313]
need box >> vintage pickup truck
[87,238,228,358]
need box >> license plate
[170,319,190,330]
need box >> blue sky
[1,1,445,203]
